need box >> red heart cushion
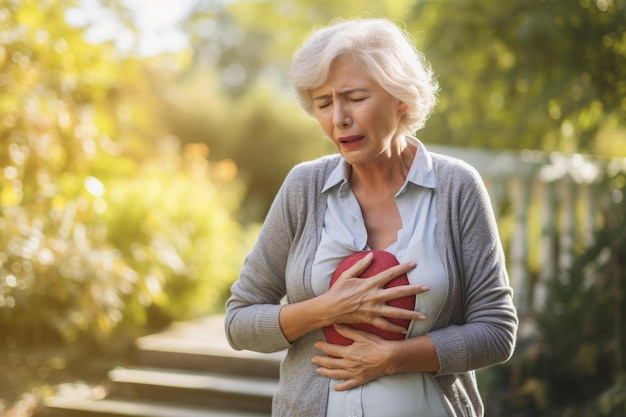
[322,250,416,345]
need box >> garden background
[1,0,625,416]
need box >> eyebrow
[312,88,369,102]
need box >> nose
[332,102,351,128]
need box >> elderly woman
[225,17,518,417]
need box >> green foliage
[489,170,626,416]
[409,0,626,155]
[184,0,416,95]
[102,151,250,326]
[160,66,335,222]
[0,0,250,351]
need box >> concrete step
[134,316,284,378]
[43,397,270,417]
[107,366,277,412]
[36,316,283,417]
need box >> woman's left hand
[312,324,394,391]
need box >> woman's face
[311,56,407,166]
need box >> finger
[332,379,361,391]
[336,252,374,281]
[364,316,416,334]
[377,304,427,322]
[314,340,349,358]
[381,284,429,302]
[334,323,381,341]
[370,261,417,287]
[311,353,342,368]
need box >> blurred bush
[482,169,626,417]
[0,0,253,353]
[0,146,249,348]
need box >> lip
[337,135,365,149]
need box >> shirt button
[350,412,358,417]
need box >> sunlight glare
[65,0,195,56]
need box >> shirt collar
[321,136,436,193]
[406,136,436,189]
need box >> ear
[398,101,409,117]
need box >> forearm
[384,334,440,375]
[279,295,334,342]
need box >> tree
[408,0,626,155]
[183,0,416,94]
[0,0,248,349]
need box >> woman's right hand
[278,252,427,342]
[322,252,428,335]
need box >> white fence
[430,145,626,319]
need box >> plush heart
[322,250,416,346]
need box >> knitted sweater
[225,152,518,417]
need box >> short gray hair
[291,18,439,135]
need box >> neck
[350,137,417,193]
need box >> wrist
[383,335,441,375]
[316,291,339,328]
[279,294,335,341]
[383,340,402,375]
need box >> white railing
[429,145,626,319]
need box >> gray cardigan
[225,153,518,417]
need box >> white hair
[291,18,439,135]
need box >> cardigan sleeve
[224,166,303,353]
[225,156,336,353]
[428,157,518,375]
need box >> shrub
[485,170,626,417]
[0,144,251,351]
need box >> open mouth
[338,135,364,145]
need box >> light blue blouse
[311,138,449,417]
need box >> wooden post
[536,180,557,312]
[558,180,576,283]
[508,177,530,317]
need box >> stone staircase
[38,316,285,417]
